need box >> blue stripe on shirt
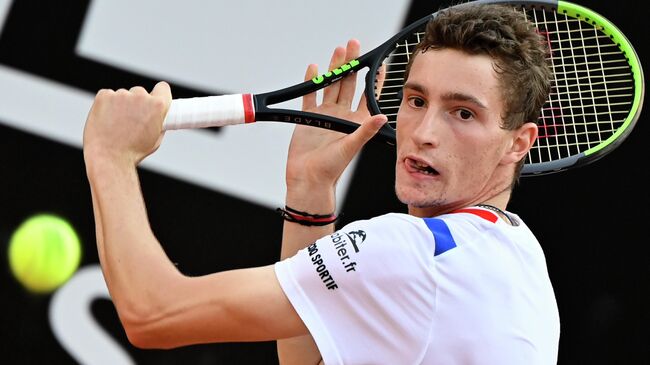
[423,218,456,256]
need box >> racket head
[363,0,643,176]
[522,1,644,175]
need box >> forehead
[407,48,503,108]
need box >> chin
[394,184,442,209]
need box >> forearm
[277,40,382,363]
[86,153,181,322]
[277,185,335,365]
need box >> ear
[500,122,538,165]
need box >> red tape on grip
[242,94,255,123]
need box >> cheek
[452,142,501,181]
[395,114,413,142]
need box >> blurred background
[0,0,647,364]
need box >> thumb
[149,81,172,152]
[151,80,172,98]
[151,81,172,114]
[340,114,388,158]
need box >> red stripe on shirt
[453,208,498,223]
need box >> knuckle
[151,97,166,110]
[129,86,146,94]
[94,88,115,104]
[96,88,113,98]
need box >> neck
[407,185,513,218]
[476,188,511,211]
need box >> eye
[407,96,426,108]
[454,108,474,120]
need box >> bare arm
[276,40,387,365]
[83,83,309,348]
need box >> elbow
[120,309,178,350]
[123,323,155,349]
[117,305,160,349]
[111,272,190,349]
[123,322,168,350]
[114,292,183,350]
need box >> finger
[129,86,148,95]
[87,89,112,119]
[357,63,386,115]
[322,46,346,104]
[116,88,129,96]
[93,88,114,104]
[302,64,319,111]
[337,39,361,107]
[339,114,388,160]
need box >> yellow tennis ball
[8,214,82,294]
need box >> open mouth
[406,158,439,176]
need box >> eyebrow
[403,82,488,110]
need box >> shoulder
[423,208,534,257]
[341,212,433,239]
[337,213,436,258]
[337,210,515,258]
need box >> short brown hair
[404,4,552,182]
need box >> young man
[83,3,559,365]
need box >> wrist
[277,206,339,226]
[84,148,138,184]
[84,144,137,170]
[285,184,336,215]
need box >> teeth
[408,158,436,175]
[409,159,433,173]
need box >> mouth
[404,157,439,176]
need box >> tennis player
[83,4,559,364]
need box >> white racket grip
[163,94,255,130]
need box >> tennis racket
[162,0,644,176]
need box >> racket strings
[374,6,636,168]
[533,8,573,164]
[376,31,426,128]
[527,8,634,166]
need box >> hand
[83,81,172,166]
[286,40,387,199]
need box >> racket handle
[163,94,255,130]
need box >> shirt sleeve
[274,214,437,365]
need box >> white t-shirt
[274,207,560,365]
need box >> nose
[409,109,440,148]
